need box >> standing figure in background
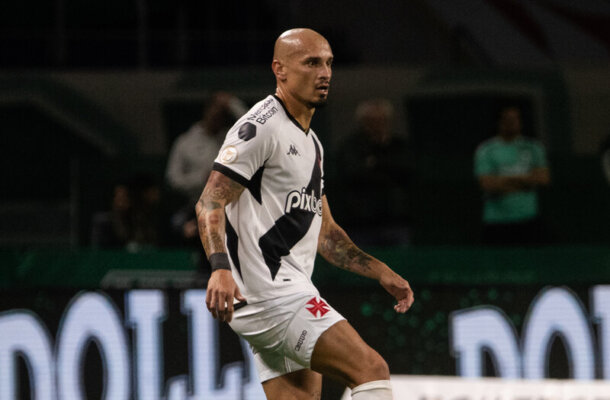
[165,92,246,269]
[335,98,412,246]
[91,182,132,248]
[474,105,551,246]
[91,174,162,251]
[166,92,247,203]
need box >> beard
[308,96,328,109]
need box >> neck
[499,131,520,141]
[275,88,315,131]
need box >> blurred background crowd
[1,0,609,261]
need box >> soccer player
[196,28,414,400]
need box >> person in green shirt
[474,105,550,245]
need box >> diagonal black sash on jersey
[258,137,322,280]
[225,216,242,279]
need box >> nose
[320,64,331,80]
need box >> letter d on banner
[451,307,521,378]
[0,312,55,400]
[56,292,130,400]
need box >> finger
[205,289,213,310]
[395,296,412,313]
[235,287,246,303]
[218,293,233,322]
[209,292,222,320]
[206,290,216,313]
[226,296,235,323]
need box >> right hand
[379,269,415,313]
[205,270,246,323]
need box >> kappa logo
[287,144,300,156]
[305,297,330,318]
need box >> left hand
[205,269,246,323]
[379,269,414,313]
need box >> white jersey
[213,95,325,303]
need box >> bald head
[273,28,329,62]
[271,28,333,115]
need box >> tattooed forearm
[205,176,244,204]
[195,171,245,256]
[318,226,375,276]
[317,195,388,280]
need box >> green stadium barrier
[1,246,608,289]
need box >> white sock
[351,380,393,400]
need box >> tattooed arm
[317,195,414,313]
[196,170,245,322]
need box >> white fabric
[214,95,326,303]
[229,291,344,382]
[351,380,393,400]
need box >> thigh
[262,369,322,400]
[310,320,389,388]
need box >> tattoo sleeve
[318,225,375,276]
[317,196,379,279]
[195,171,244,257]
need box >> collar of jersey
[272,94,310,135]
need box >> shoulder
[475,137,500,156]
[243,96,283,129]
[171,123,201,147]
[519,137,546,151]
[229,96,283,141]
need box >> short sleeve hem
[213,162,250,187]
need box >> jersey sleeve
[531,141,548,169]
[213,120,276,184]
[474,145,494,177]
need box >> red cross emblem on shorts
[305,297,330,318]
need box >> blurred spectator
[165,92,246,243]
[474,105,550,246]
[129,174,163,251]
[166,92,247,202]
[601,134,610,185]
[91,174,163,251]
[165,92,246,272]
[334,98,412,246]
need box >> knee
[362,349,390,381]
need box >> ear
[272,59,287,81]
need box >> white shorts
[229,291,345,383]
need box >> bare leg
[262,369,323,400]
[310,320,389,388]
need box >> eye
[304,58,321,67]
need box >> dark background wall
[1,0,609,245]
